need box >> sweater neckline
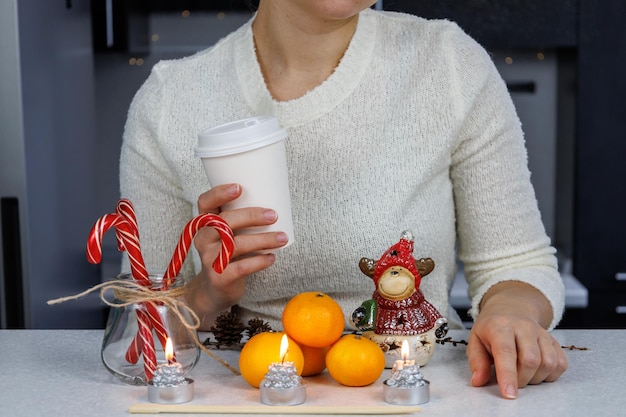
[234,9,377,127]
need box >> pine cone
[210,311,246,348]
[246,317,273,339]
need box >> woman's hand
[466,281,569,399]
[186,183,289,329]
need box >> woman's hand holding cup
[187,183,288,329]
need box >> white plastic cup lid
[195,116,288,157]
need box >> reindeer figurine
[352,231,448,367]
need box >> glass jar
[101,273,200,385]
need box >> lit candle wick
[279,334,289,364]
[165,337,175,365]
[401,339,410,365]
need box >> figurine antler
[415,258,435,277]
[359,257,435,278]
[359,257,376,278]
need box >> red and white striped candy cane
[87,212,166,375]
[136,308,157,381]
[162,213,235,289]
[113,201,171,354]
[124,328,143,365]
[87,213,151,287]
[115,199,139,251]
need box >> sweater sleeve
[119,63,196,279]
[447,29,565,330]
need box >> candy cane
[115,199,139,251]
[136,308,157,381]
[116,199,139,231]
[109,202,156,365]
[124,328,143,365]
[113,201,172,349]
[162,213,235,289]
[87,213,151,287]
[87,211,167,375]
[123,307,167,366]
[113,200,173,364]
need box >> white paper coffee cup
[195,116,294,248]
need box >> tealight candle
[259,334,306,406]
[148,338,194,404]
[383,339,429,405]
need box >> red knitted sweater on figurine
[372,290,443,336]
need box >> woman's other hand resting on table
[467,281,569,399]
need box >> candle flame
[279,334,289,362]
[165,337,174,363]
[401,339,410,362]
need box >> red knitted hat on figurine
[373,231,421,288]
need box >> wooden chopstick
[129,403,421,414]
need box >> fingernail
[276,232,289,244]
[470,371,478,386]
[227,184,240,196]
[504,384,518,399]
[264,209,278,222]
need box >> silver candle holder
[259,362,306,406]
[383,358,430,405]
[147,338,194,404]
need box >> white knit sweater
[120,9,565,330]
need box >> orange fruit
[282,292,345,348]
[325,334,385,387]
[238,332,304,388]
[298,344,328,376]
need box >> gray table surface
[1,329,624,416]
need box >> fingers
[514,327,569,388]
[197,183,242,214]
[195,206,287,257]
[469,318,569,400]
[486,327,520,399]
[516,334,547,387]
[545,338,569,382]
[232,232,290,258]
[194,202,287,284]
[216,252,277,285]
[466,331,493,388]
[524,335,568,385]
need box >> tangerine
[238,332,304,388]
[282,292,345,348]
[325,334,385,387]
[298,343,328,376]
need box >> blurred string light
[129,57,144,66]
[504,51,546,65]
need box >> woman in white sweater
[120,0,567,399]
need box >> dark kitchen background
[1,0,624,329]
